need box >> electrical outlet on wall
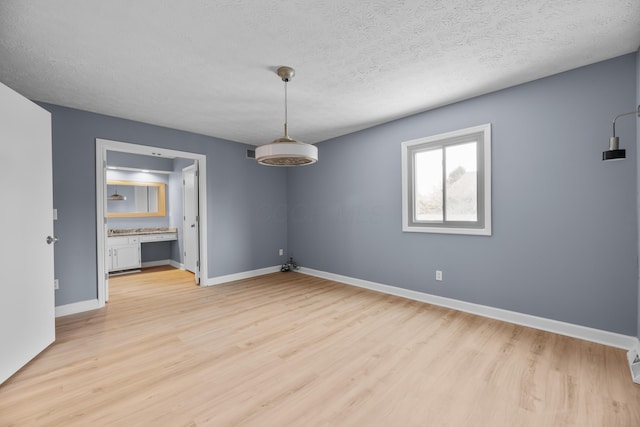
[54,279,59,290]
[435,270,443,281]
[279,249,284,256]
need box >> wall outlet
[435,270,443,281]
[279,249,284,256]
[54,279,59,290]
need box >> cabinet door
[112,244,140,271]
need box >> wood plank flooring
[1,266,638,426]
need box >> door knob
[46,236,58,245]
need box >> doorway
[95,139,208,306]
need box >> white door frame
[95,138,208,307]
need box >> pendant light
[108,186,126,201]
[255,66,318,166]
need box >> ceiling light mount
[255,66,318,167]
[277,66,295,82]
[602,105,640,161]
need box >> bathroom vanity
[107,227,177,273]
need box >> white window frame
[401,123,492,236]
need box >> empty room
[1,1,640,426]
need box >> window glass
[445,142,477,222]
[415,148,443,222]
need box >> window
[401,123,491,235]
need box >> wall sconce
[603,105,640,161]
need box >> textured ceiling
[0,1,639,146]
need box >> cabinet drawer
[107,236,138,246]
[108,236,139,245]
[140,233,177,242]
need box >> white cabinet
[139,233,177,243]
[108,236,141,272]
[107,231,177,274]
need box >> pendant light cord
[284,79,289,137]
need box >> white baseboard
[204,265,282,286]
[169,260,185,270]
[299,267,640,351]
[55,299,103,318]
[141,259,185,269]
[141,260,170,268]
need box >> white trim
[141,259,185,270]
[299,267,639,350]
[106,165,172,174]
[96,138,208,306]
[108,269,141,277]
[141,259,173,268]
[141,260,169,268]
[169,260,185,270]
[106,260,184,271]
[55,299,102,318]
[96,143,107,308]
[205,265,282,286]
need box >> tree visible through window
[402,124,491,235]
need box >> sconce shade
[602,148,626,161]
[602,136,626,161]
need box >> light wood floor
[1,267,638,426]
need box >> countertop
[108,227,178,237]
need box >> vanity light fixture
[603,105,640,161]
[255,66,318,166]
[108,186,126,201]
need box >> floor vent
[628,347,640,384]
[246,149,255,159]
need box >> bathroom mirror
[106,180,166,217]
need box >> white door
[0,82,55,384]
[182,163,199,283]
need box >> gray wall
[288,54,639,336]
[46,104,288,306]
